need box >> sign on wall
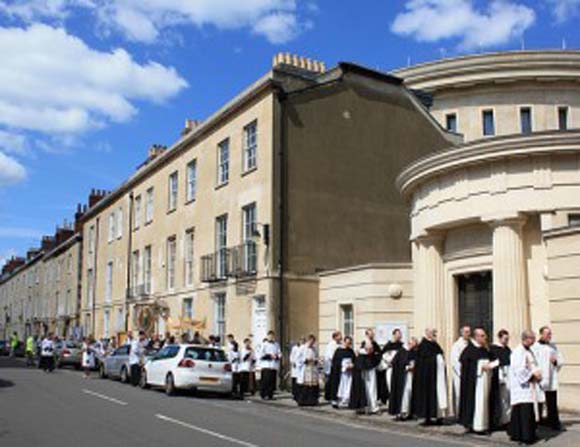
[375,321,409,345]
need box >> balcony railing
[200,242,257,283]
[126,283,151,300]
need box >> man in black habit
[388,336,418,420]
[349,329,382,414]
[458,328,499,434]
[377,328,404,406]
[412,328,448,425]
[490,329,511,429]
[329,336,356,408]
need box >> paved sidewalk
[249,392,580,446]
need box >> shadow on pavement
[0,378,14,388]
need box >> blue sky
[0,0,579,263]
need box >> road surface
[0,357,486,447]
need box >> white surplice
[510,345,542,421]
[323,340,338,376]
[436,353,449,418]
[532,342,564,393]
[400,357,415,417]
[451,337,468,416]
[472,356,499,432]
[337,358,353,407]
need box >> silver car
[55,341,82,369]
[100,345,157,382]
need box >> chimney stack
[181,119,204,137]
[272,52,326,74]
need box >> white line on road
[82,389,128,406]
[155,414,260,447]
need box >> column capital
[482,212,527,230]
[413,230,445,247]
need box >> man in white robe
[258,331,281,400]
[490,329,512,429]
[532,326,564,431]
[509,330,543,444]
[323,331,342,401]
[451,325,471,417]
[289,337,304,401]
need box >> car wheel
[140,371,150,389]
[165,373,176,396]
[120,366,129,384]
[99,364,107,379]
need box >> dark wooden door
[457,271,493,337]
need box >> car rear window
[184,347,227,362]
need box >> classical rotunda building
[394,50,580,410]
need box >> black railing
[200,242,257,282]
[126,283,151,300]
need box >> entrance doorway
[456,271,493,336]
[252,295,267,344]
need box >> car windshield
[184,347,227,362]
[65,342,79,349]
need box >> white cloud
[0,0,308,44]
[546,0,580,22]
[0,24,187,134]
[0,151,27,185]
[0,130,29,155]
[0,248,17,267]
[391,0,536,51]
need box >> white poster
[375,321,409,345]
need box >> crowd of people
[284,326,564,445]
[8,323,565,444]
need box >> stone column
[413,232,446,341]
[490,216,530,343]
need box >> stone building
[318,50,580,412]
[78,53,454,348]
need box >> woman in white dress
[82,336,95,379]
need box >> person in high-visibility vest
[25,335,35,367]
[9,332,18,357]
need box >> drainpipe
[92,217,99,336]
[125,192,134,334]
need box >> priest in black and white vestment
[349,329,382,414]
[329,336,356,408]
[458,328,499,434]
[378,328,404,406]
[258,331,281,400]
[509,330,543,445]
[451,325,471,418]
[412,328,448,425]
[388,336,418,420]
[532,326,564,431]
[490,329,512,429]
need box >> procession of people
[284,325,565,445]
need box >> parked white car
[140,344,233,396]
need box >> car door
[147,346,170,385]
[150,346,180,385]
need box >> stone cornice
[392,50,580,92]
[397,130,580,200]
[318,262,412,277]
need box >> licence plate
[199,377,219,383]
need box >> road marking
[82,389,128,406]
[155,414,260,447]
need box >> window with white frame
[214,293,226,341]
[216,215,228,278]
[108,211,116,242]
[88,225,95,254]
[186,160,197,202]
[166,236,176,290]
[183,297,193,319]
[103,309,110,338]
[143,245,152,293]
[242,203,257,273]
[134,195,142,229]
[105,261,113,303]
[86,269,94,308]
[116,307,124,332]
[116,206,123,238]
[168,171,178,211]
[65,289,71,315]
[243,120,257,172]
[340,304,354,338]
[217,139,230,185]
[145,187,154,223]
[55,291,60,316]
[184,229,194,287]
[131,250,140,291]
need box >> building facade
[77,53,455,349]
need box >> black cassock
[377,341,403,405]
[412,338,444,420]
[489,344,511,429]
[388,347,416,415]
[328,347,356,402]
[349,340,381,411]
[458,342,498,430]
